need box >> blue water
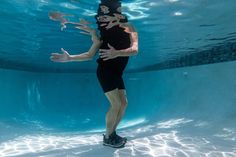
[0,0,236,156]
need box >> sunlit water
[0,118,236,157]
[0,0,236,157]
[1,61,236,157]
[0,0,236,71]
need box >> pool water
[0,0,236,156]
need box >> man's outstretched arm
[68,30,102,61]
[50,28,102,62]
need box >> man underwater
[50,0,138,148]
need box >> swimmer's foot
[111,131,127,143]
[103,133,126,148]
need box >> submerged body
[50,0,138,148]
[97,24,130,93]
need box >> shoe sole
[103,140,126,148]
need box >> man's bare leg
[104,88,121,138]
[112,89,128,131]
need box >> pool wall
[0,61,236,130]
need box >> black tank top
[96,25,130,65]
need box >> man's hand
[50,48,71,62]
[75,25,96,35]
[99,44,120,61]
[75,18,95,35]
[48,12,73,31]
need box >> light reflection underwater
[1,0,236,157]
[0,118,235,157]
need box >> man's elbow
[132,46,138,55]
[87,54,94,60]
[133,50,138,55]
[85,52,94,60]
[95,40,102,46]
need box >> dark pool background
[0,0,236,156]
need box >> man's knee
[110,101,122,111]
[121,99,128,108]
[105,88,122,109]
[118,90,128,108]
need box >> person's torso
[100,26,131,49]
[97,26,130,66]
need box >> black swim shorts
[96,57,128,93]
